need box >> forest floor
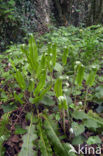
[0,25,103,156]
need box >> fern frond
[19,114,38,156]
[43,114,71,156]
[38,119,52,156]
[0,113,10,156]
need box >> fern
[43,114,71,156]
[19,115,38,156]
[62,48,68,65]
[54,78,63,97]
[75,64,85,86]
[38,119,52,156]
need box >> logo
[69,144,102,155]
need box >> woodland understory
[0,0,103,156]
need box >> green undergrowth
[0,25,103,155]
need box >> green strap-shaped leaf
[54,78,63,97]
[15,70,26,90]
[33,70,46,96]
[62,48,68,65]
[52,44,57,67]
[75,65,85,86]
[29,34,38,62]
[44,115,70,156]
[38,120,52,156]
[86,68,97,87]
[19,116,37,156]
[32,83,52,104]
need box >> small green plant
[54,78,68,133]
[84,66,97,110]
[62,48,69,66]
[10,35,76,155]
[73,61,85,104]
[11,35,56,107]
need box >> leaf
[88,110,103,126]
[29,34,38,72]
[75,64,85,86]
[62,48,68,65]
[95,86,103,100]
[71,122,85,136]
[0,113,10,156]
[15,70,26,90]
[38,119,52,156]
[54,78,62,97]
[86,68,97,87]
[83,119,99,130]
[87,136,101,145]
[63,143,77,156]
[14,92,24,104]
[44,115,70,156]
[41,96,55,106]
[33,70,46,96]
[1,104,17,113]
[0,135,6,156]
[32,83,52,104]
[54,63,63,73]
[72,110,88,120]
[21,35,39,73]
[28,80,35,92]
[0,113,10,136]
[15,127,27,135]
[26,113,38,124]
[72,136,85,145]
[52,44,57,67]
[18,125,37,156]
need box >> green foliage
[62,48,68,65]
[72,136,85,145]
[0,0,22,51]
[87,136,101,145]
[38,119,52,156]
[72,110,103,132]
[44,115,71,156]
[0,113,10,155]
[46,43,57,72]
[0,25,103,155]
[86,67,97,87]
[71,122,85,136]
[14,70,26,90]
[75,63,85,86]
[0,0,15,19]
[15,126,27,135]
[11,35,54,105]
[58,96,68,110]
[18,115,38,156]
[54,78,63,97]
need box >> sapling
[84,66,97,110]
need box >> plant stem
[62,109,65,133]
[71,70,76,94]
[84,86,89,111]
[27,112,33,156]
